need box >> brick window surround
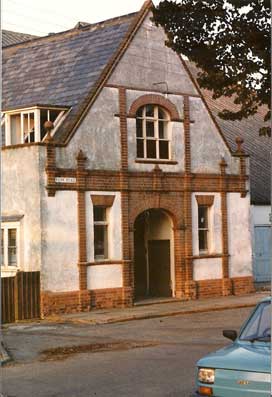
[128,94,180,121]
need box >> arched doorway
[134,209,175,300]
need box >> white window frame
[136,105,171,160]
[1,222,20,272]
[198,205,210,254]
[4,106,68,145]
[93,207,109,260]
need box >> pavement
[1,290,269,366]
[45,290,269,325]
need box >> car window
[240,301,271,341]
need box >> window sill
[192,253,227,260]
[1,267,19,276]
[135,159,178,165]
[87,260,131,266]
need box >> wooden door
[148,240,171,297]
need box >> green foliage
[152,0,271,136]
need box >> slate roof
[186,62,271,205]
[2,29,39,47]
[2,11,138,142]
[2,4,270,205]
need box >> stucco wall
[108,12,198,95]
[55,87,120,170]
[190,97,240,175]
[1,146,43,272]
[41,190,79,292]
[87,265,122,290]
[228,193,252,277]
[193,258,222,280]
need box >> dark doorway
[134,209,173,300]
[148,240,171,297]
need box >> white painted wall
[87,265,122,290]
[190,97,240,175]
[192,192,222,256]
[1,146,43,273]
[193,258,222,280]
[228,193,252,277]
[108,12,198,95]
[41,190,79,292]
[85,191,122,262]
[55,87,120,170]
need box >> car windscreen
[240,301,271,342]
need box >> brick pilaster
[76,150,88,292]
[45,135,56,197]
[183,95,196,298]
[119,88,133,306]
[183,95,191,174]
[219,158,231,295]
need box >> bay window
[3,105,68,145]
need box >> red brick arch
[128,94,180,120]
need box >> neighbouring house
[2,1,259,317]
[2,29,39,47]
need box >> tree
[152,0,271,136]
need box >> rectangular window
[93,207,108,259]
[198,205,209,253]
[4,107,67,145]
[1,223,20,269]
[1,229,4,266]
[8,229,17,265]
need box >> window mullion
[4,228,8,267]
[5,114,11,146]
[20,114,25,144]
[143,118,147,158]
[34,109,41,142]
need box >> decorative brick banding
[128,94,180,120]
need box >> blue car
[194,297,271,396]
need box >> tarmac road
[1,307,252,397]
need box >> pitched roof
[2,3,270,205]
[186,62,271,205]
[2,29,39,47]
[2,5,148,142]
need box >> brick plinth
[222,278,233,296]
[232,276,255,295]
[196,279,223,299]
[196,276,255,299]
[41,290,91,317]
[184,280,197,299]
[41,288,133,317]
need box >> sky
[2,0,160,36]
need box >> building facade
[2,2,254,316]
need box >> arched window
[136,105,170,160]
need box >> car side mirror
[223,330,237,341]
